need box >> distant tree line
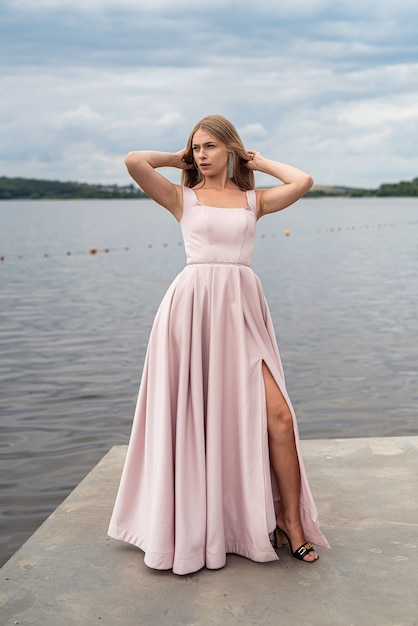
[1,174,418,200]
[0,176,148,200]
[306,177,418,198]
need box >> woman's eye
[192,144,215,151]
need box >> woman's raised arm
[245,152,313,218]
[125,150,192,221]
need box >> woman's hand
[175,149,195,170]
[244,150,261,171]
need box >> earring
[227,153,234,179]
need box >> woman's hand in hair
[244,150,262,170]
[176,149,195,170]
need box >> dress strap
[183,185,257,215]
[182,186,195,212]
[246,189,257,216]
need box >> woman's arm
[125,150,192,220]
[246,152,313,218]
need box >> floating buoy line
[1,219,418,263]
[0,246,130,262]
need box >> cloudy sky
[1,0,418,188]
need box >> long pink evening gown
[108,186,329,575]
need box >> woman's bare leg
[262,362,318,561]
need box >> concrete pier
[1,436,417,625]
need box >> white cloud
[155,112,185,127]
[238,123,268,140]
[339,95,418,127]
[58,104,104,128]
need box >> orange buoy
[89,247,97,254]
[284,229,291,237]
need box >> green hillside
[1,175,418,200]
[0,176,147,200]
[307,177,418,197]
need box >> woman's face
[192,129,229,177]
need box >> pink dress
[108,186,329,575]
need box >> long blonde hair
[181,114,255,191]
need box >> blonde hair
[181,114,254,191]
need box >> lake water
[1,197,417,566]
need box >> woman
[108,114,330,575]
